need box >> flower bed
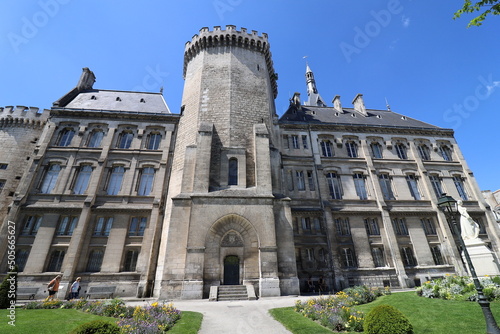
[23,298,181,333]
[294,286,390,332]
[416,274,500,301]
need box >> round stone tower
[172,25,278,193]
[155,26,298,300]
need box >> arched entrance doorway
[224,255,239,285]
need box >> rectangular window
[57,129,75,147]
[106,166,125,195]
[320,141,333,157]
[93,217,113,236]
[353,173,368,200]
[401,247,417,266]
[87,130,104,148]
[346,142,358,158]
[46,250,65,272]
[56,216,78,236]
[137,167,155,196]
[440,146,452,161]
[326,172,343,199]
[371,143,383,159]
[86,249,104,272]
[291,135,299,149]
[0,163,7,170]
[335,218,351,236]
[16,249,30,272]
[40,164,61,194]
[395,143,407,159]
[124,250,139,272]
[372,247,385,267]
[21,216,42,236]
[341,248,357,268]
[301,217,311,234]
[146,133,162,150]
[406,175,421,200]
[307,171,315,191]
[417,145,431,160]
[429,175,443,198]
[421,218,437,235]
[379,174,395,200]
[453,176,468,200]
[393,218,409,236]
[296,171,305,191]
[129,217,147,236]
[0,180,5,192]
[117,131,133,149]
[302,135,308,149]
[73,165,92,195]
[431,246,444,265]
[364,218,380,235]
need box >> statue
[457,200,480,240]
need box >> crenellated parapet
[183,25,278,98]
[0,105,50,128]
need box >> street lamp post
[438,193,500,334]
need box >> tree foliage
[454,0,500,27]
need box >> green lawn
[0,308,203,334]
[270,291,500,334]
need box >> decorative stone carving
[221,232,243,247]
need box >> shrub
[416,275,500,302]
[364,304,413,334]
[0,269,16,309]
[295,286,390,332]
[69,320,120,334]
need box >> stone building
[1,25,499,300]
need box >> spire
[304,63,326,107]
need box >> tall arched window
[40,164,61,194]
[57,128,75,146]
[228,158,238,185]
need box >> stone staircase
[217,285,248,301]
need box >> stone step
[217,285,248,301]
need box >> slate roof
[63,89,171,114]
[279,105,445,131]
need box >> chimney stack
[332,95,342,113]
[352,93,368,116]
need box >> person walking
[46,275,61,301]
[69,277,81,300]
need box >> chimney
[77,67,96,91]
[332,95,342,113]
[352,93,368,116]
[291,92,301,108]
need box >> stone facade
[1,26,499,300]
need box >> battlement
[0,105,50,128]
[183,25,278,98]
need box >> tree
[454,1,500,27]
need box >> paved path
[127,295,311,334]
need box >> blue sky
[1,0,499,192]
